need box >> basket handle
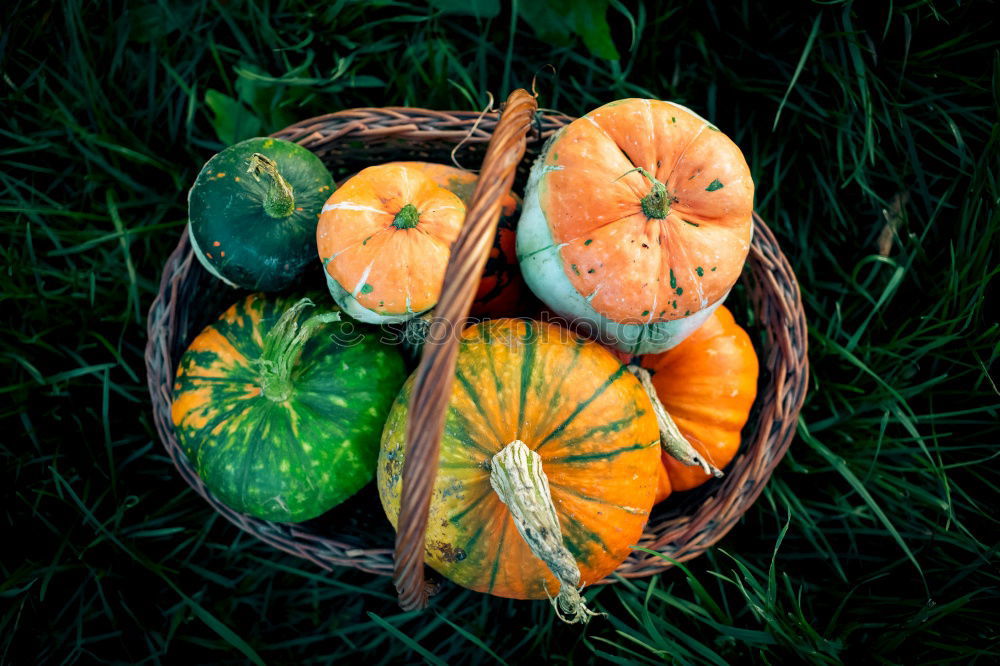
[393,88,538,610]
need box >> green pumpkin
[188,137,334,291]
[171,294,405,522]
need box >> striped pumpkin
[377,319,659,610]
[172,294,406,522]
[517,98,754,355]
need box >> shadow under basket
[145,93,809,607]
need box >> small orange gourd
[638,306,759,502]
[379,161,524,317]
[317,164,466,323]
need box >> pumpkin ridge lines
[643,98,658,195]
[483,325,505,399]
[401,232,414,314]
[272,404,319,493]
[326,226,393,267]
[176,373,251,386]
[664,116,710,187]
[560,210,643,247]
[443,408,496,459]
[583,112,650,202]
[549,412,642,452]
[527,341,584,443]
[545,440,652,464]
[611,145,649,202]
[286,392,353,438]
[678,216,709,308]
[292,372,371,408]
[448,487,493,525]
[487,517,508,595]
[517,320,536,442]
[536,364,627,451]
[321,201,391,216]
[463,524,487,559]
[236,403,276,516]
[548,481,646,515]
[350,260,376,298]
[560,509,614,559]
[454,367,505,445]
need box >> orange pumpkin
[381,162,524,318]
[317,164,465,323]
[378,319,659,622]
[638,306,759,502]
[517,98,754,355]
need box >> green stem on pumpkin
[616,166,672,220]
[628,365,723,478]
[256,298,340,402]
[490,440,603,625]
[392,203,420,229]
[247,153,296,218]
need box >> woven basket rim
[144,99,809,600]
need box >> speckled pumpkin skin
[188,137,334,291]
[377,318,660,600]
[517,99,754,354]
[171,293,406,522]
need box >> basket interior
[166,134,773,556]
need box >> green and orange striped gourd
[172,294,406,522]
[378,319,660,622]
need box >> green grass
[2,0,999,663]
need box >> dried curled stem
[490,440,604,625]
[628,365,723,478]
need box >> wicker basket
[145,89,809,610]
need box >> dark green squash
[171,294,405,522]
[188,137,334,291]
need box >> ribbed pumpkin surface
[641,306,759,499]
[377,319,660,599]
[171,294,406,522]
[531,98,754,323]
[316,164,465,323]
[383,161,524,317]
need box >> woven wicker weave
[145,89,808,609]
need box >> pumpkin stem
[392,203,420,230]
[628,365,723,478]
[256,298,340,402]
[490,440,603,625]
[247,153,296,219]
[617,167,671,220]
